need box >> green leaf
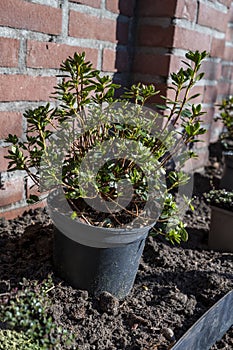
[27,195,40,204]
[71,211,77,220]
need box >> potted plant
[216,96,233,151]
[204,189,233,252]
[5,50,208,298]
[216,96,233,190]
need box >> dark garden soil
[0,149,233,349]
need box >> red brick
[203,85,218,104]
[0,200,46,220]
[0,75,56,102]
[0,0,62,35]
[169,54,187,74]
[0,112,22,139]
[133,53,170,77]
[229,82,233,95]
[222,65,233,80]
[175,0,198,22]
[210,118,224,143]
[102,49,130,72]
[0,147,11,172]
[69,0,101,8]
[229,3,233,21]
[211,38,226,58]
[224,46,233,61]
[102,49,116,72]
[0,177,24,207]
[195,128,211,149]
[201,60,222,81]
[0,38,19,67]
[173,27,211,52]
[202,107,216,125]
[198,3,228,32]
[106,0,135,16]
[69,11,116,42]
[27,41,98,69]
[138,25,175,47]
[105,0,120,14]
[217,80,231,96]
[138,0,177,17]
[226,26,233,43]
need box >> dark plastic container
[208,205,233,252]
[53,228,147,299]
[220,151,233,190]
[47,189,152,299]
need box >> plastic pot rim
[47,188,154,248]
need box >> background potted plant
[5,50,208,298]
[216,96,233,190]
[204,189,233,252]
[216,95,233,150]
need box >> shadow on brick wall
[112,0,137,89]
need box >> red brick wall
[135,0,233,169]
[0,0,135,218]
[0,0,233,218]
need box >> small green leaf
[71,211,77,220]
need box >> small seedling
[0,277,76,349]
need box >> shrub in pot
[5,50,208,298]
[204,189,233,252]
[216,96,233,151]
[216,96,233,190]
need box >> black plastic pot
[47,189,152,299]
[53,227,147,299]
[208,205,233,253]
[220,151,233,190]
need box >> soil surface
[0,156,233,349]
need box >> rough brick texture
[198,2,229,32]
[137,0,177,17]
[0,0,233,218]
[27,41,98,69]
[175,0,198,21]
[0,38,20,67]
[138,25,175,48]
[69,11,117,42]
[0,75,56,101]
[133,54,170,76]
[173,27,212,52]
[0,147,11,172]
[0,0,62,35]
[0,178,24,207]
[0,112,22,139]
